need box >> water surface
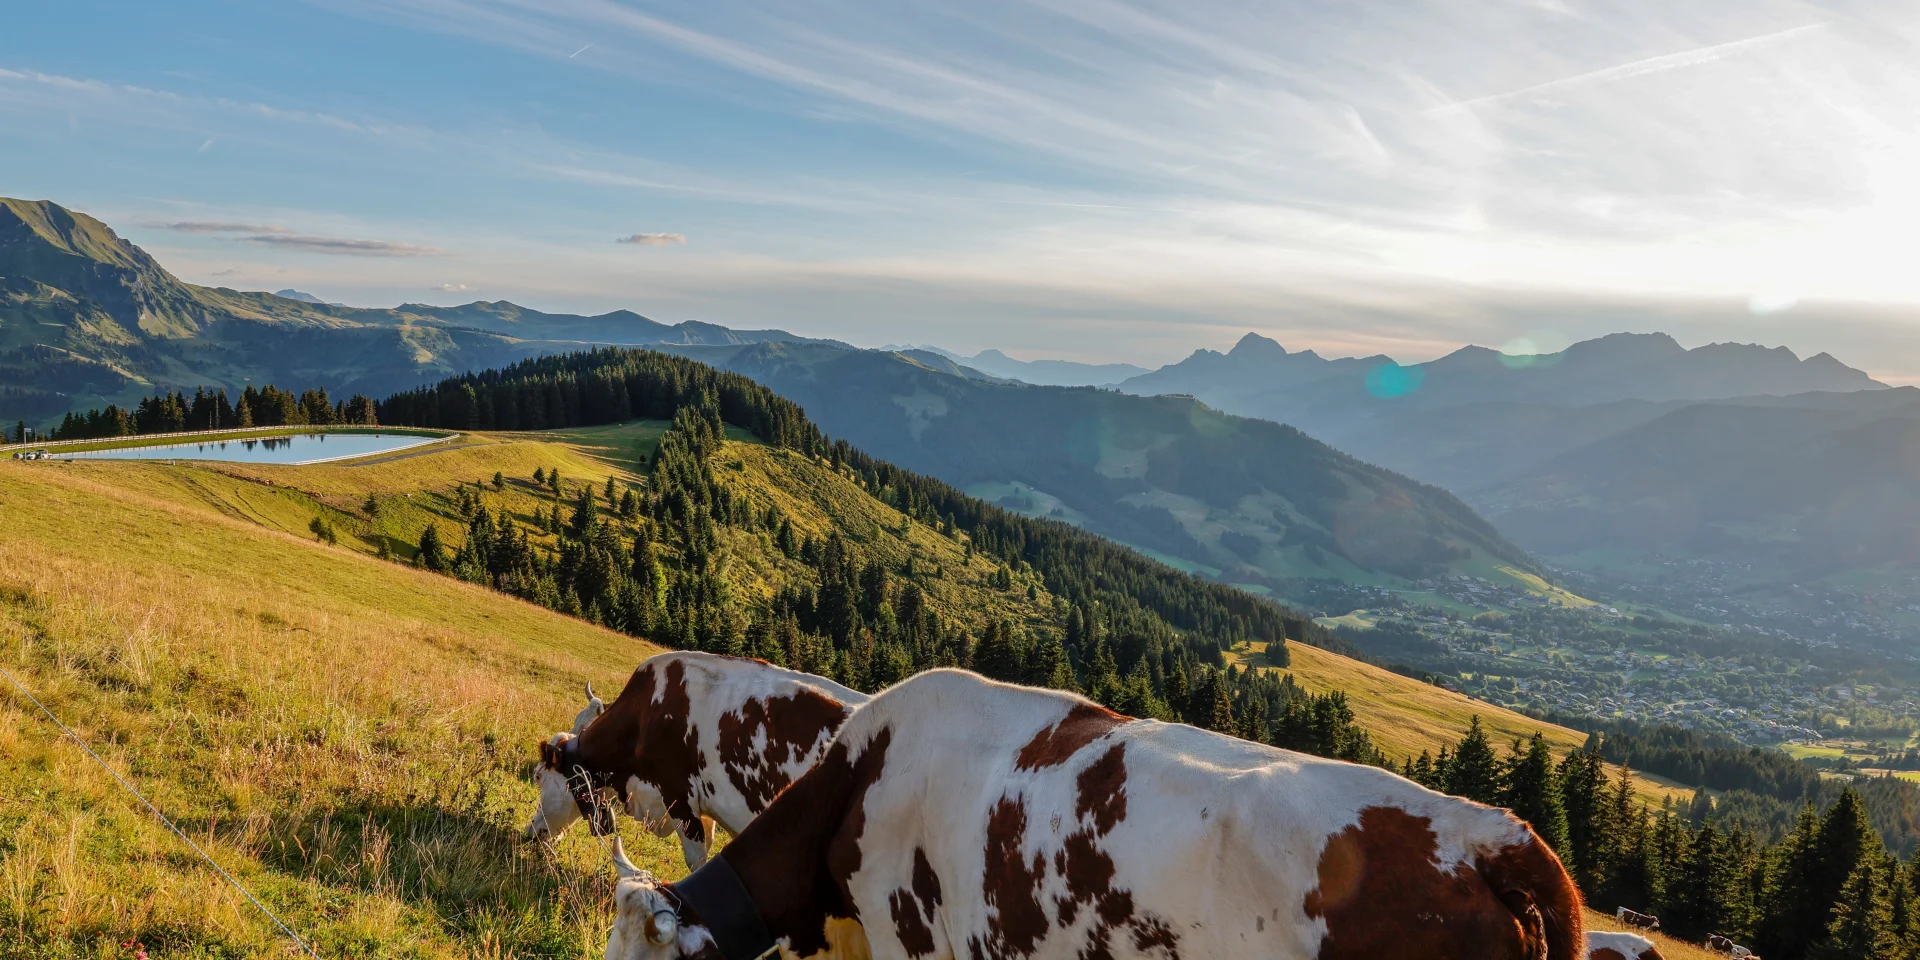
[66,432,446,465]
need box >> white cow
[604,669,1584,960]
[527,652,867,869]
[1590,930,1664,960]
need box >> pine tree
[1759,804,1840,960]
[1445,716,1501,804]
[418,524,447,572]
[1810,855,1893,960]
[492,471,505,490]
[1502,732,1569,852]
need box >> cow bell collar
[670,852,777,960]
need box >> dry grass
[0,459,680,958]
[1584,908,1722,960]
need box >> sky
[5,0,1920,379]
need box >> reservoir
[63,432,449,465]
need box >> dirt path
[346,440,476,467]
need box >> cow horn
[585,680,597,703]
[610,836,645,880]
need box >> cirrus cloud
[243,234,444,257]
[157,219,442,257]
[616,232,687,246]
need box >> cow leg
[678,815,714,870]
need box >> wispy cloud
[431,282,476,291]
[616,232,688,246]
[154,219,442,256]
[1422,22,1830,116]
[160,221,291,234]
[245,234,445,257]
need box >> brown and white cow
[1616,908,1660,931]
[1590,931,1664,960]
[527,652,868,869]
[603,669,1585,960]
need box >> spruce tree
[1759,805,1835,959]
[1810,855,1893,960]
[418,524,447,572]
[1502,732,1569,852]
[1445,716,1502,804]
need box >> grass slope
[1234,640,1693,804]
[0,456,679,958]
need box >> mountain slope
[0,198,828,424]
[0,447,684,957]
[662,341,1537,588]
[1479,389,1920,571]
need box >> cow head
[526,733,617,841]
[605,838,718,960]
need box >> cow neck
[673,854,775,960]
[674,727,894,960]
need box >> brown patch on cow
[1074,744,1128,835]
[1590,950,1628,960]
[1015,703,1130,770]
[568,658,710,840]
[972,796,1051,960]
[717,688,852,813]
[889,848,943,957]
[1304,807,1581,960]
[1638,950,1663,960]
[1129,916,1180,959]
[702,726,894,960]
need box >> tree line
[48,385,378,440]
[1402,719,1918,959]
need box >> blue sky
[5,0,1919,378]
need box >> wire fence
[0,665,325,958]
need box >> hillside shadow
[187,797,628,937]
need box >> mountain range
[887,344,1150,386]
[0,197,829,423]
[654,341,1533,587]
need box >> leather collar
[672,853,776,960]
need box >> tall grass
[1,460,680,957]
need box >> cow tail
[1476,828,1585,960]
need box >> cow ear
[539,739,559,768]
[610,836,648,881]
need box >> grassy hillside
[0,454,682,957]
[1232,640,1693,804]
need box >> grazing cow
[603,669,1584,960]
[1616,908,1660,930]
[1705,936,1755,959]
[527,652,867,868]
[1590,931,1663,960]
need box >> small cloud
[197,138,215,154]
[162,221,291,234]
[616,232,687,247]
[207,267,241,277]
[431,283,475,292]
[244,234,444,257]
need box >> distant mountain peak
[274,289,328,304]
[1229,332,1288,358]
